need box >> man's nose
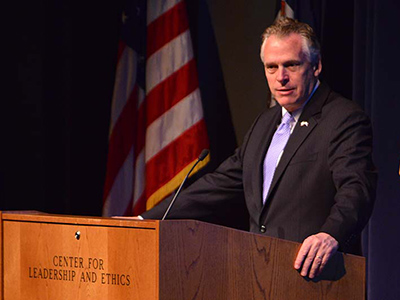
[277,67,289,84]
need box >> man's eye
[286,63,300,71]
[266,65,278,73]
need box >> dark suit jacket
[142,83,377,255]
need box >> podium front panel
[2,213,159,300]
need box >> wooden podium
[0,211,365,299]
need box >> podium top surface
[1,210,158,229]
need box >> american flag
[103,0,210,217]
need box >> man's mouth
[276,88,295,95]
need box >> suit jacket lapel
[262,83,331,207]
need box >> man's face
[262,33,321,112]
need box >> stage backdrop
[5,0,400,299]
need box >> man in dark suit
[141,18,377,279]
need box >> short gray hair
[260,17,321,66]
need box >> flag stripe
[133,149,145,202]
[133,98,146,159]
[146,30,193,93]
[109,47,138,133]
[147,0,188,58]
[145,119,209,208]
[132,194,146,216]
[146,59,198,126]
[146,155,210,210]
[103,146,134,216]
[103,84,138,199]
[145,88,203,162]
[147,0,182,25]
[116,40,127,65]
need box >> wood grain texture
[1,212,365,300]
[159,220,365,300]
[2,212,159,300]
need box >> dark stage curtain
[8,0,123,215]
[353,1,400,299]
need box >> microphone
[161,149,209,220]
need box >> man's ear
[314,59,322,77]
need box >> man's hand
[294,232,339,279]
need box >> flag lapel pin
[300,121,309,127]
